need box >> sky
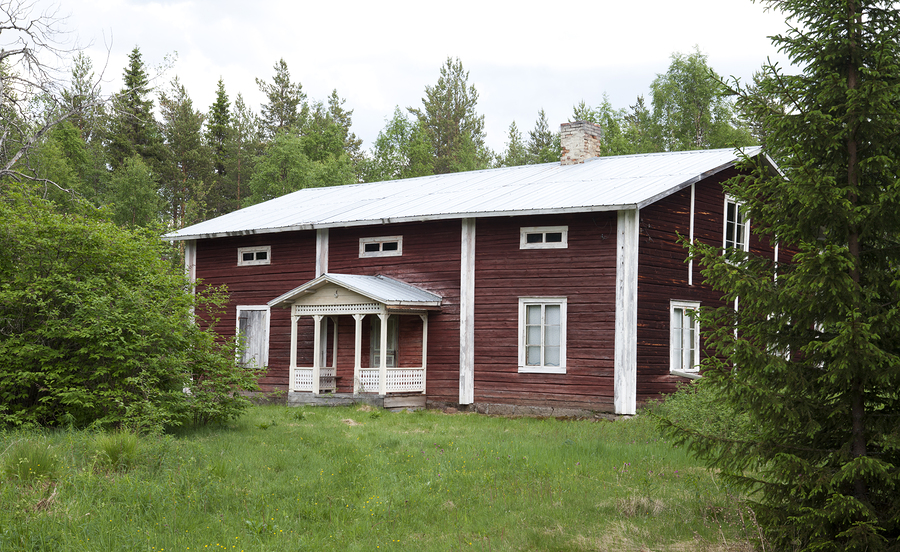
[44,0,794,153]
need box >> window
[670,300,700,374]
[370,315,399,367]
[359,236,403,258]
[518,297,567,374]
[723,196,749,251]
[238,246,271,266]
[520,226,568,249]
[237,306,270,367]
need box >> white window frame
[670,300,701,376]
[237,246,271,266]
[359,236,403,258]
[723,196,750,252]
[520,226,568,249]
[236,306,270,368]
[518,297,567,374]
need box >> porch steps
[287,392,426,411]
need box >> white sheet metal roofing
[167,147,763,241]
[268,273,443,309]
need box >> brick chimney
[560,121,604,165]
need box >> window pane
[545,325,560,347]
[526,305,541,325]
[545,305,560,326]
[526,346,541,365]
[545,232,563,243]
[364,243,380,253]
[256,251,268,261]
[242,252,254,262]
[526,233,542,243]
[544,346,560,367]
[526,326,542,346]
[382,241,399,251]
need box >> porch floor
[287,392,426,411]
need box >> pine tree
[205,78,239,217]
[107,47,165,171]
[409,57,490,174]
[526,109,559,164]
[498,121,528,167]
[668,2,900,550]
[256,59,307,139]
[159,77,212,228]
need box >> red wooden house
[166,121,778,415]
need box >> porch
[268,273,442,398]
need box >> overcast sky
[49,0,794,153]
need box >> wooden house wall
[195,231,317,390]
[472,213,618,411]
[327,221,462,402]
[635,167,775,405]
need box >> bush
[0,187,260,431]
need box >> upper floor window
[518,297,567,374]
[724,196,749,252]
[520,226,568,249]
[238,246,271,266]
[360,236,403,258]
[670,300,700,374]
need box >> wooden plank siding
[635,167,776,405]
[195,231,317,390]
[472,213,618,411]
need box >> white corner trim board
[614,209,639,415]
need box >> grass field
[0,404,762,551]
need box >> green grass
[0,405,761,551]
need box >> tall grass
[0,404,762,551]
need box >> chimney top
[560,121,604,165]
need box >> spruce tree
[107,47,165,172]
[669,1,900,550]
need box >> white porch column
[330,316,339,369]
[289,313,299,392]
[378,313,389,395]
[353,313,364,393]
[420,314,428,395]
[614,209,639,415]
[312,314,323,395]
[459,218,476,404]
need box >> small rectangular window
[518,297,567,374]
[359,236,403,258]
[670,300,700,374]
[520,226,568,249]
[237,246,271,266]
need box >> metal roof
[268,273,443,309]
[167,147,763,241]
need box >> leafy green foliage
[0,187,260,431]
[362,106,434,182]
[663,3,900,550]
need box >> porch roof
[268,273,443,311]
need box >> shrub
[0,187,261,431]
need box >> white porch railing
[292,367,336,393]
[357,367,425,394]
